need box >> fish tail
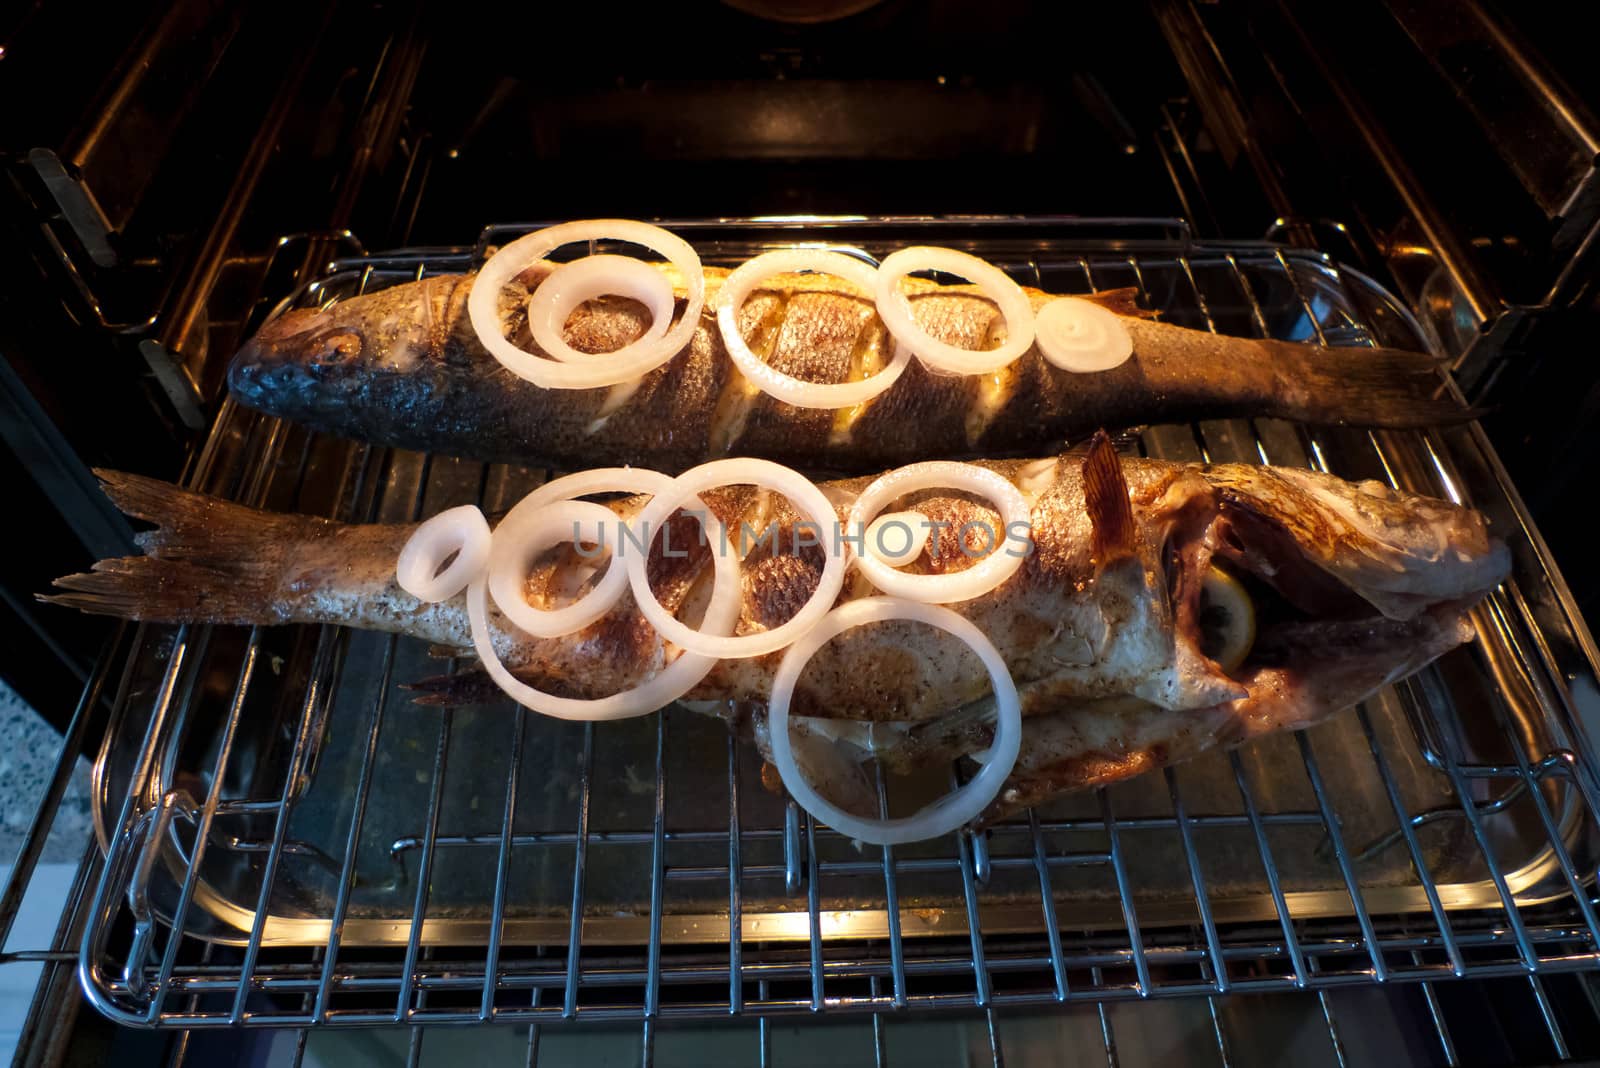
[1267,341,1479,428]
[39,471,312,624]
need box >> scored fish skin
[45,441,1508,821]
[227,265,1470,474]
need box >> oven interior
[4,1,1600,1064]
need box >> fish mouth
[1194,559,1478,716]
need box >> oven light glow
[749,214,869,224]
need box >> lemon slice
[1199,566,1256,674]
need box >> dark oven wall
[388,2,1189,233]
[2,0,427,721]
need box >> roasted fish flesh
[228,264,1468,473]
[45,436,1507,824]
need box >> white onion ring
[1035,297,1133,373]
[396,505,492,603]
[624,458,847,659]
[527,255,674,363]
[767,596,1022,846]
[864,511,931,568]
[466,509,740,722]
[501,467,680,515]
[487,468,701,640]
[716,250,911,409]
[467,219,704,390]
[874,247,1035,376]
[485,499,625,638]
[846,462,1031,603]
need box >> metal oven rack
[67,219,1600,1040]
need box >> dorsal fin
[1078,286,1158,320]
[1082,430,1137,566]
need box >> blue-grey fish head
[227,274,468,420]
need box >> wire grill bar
[61,218,1600,1031]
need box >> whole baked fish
[228,264,1467,473]
[45,437,1507,823]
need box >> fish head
[1157,461,1509,723]
[227,275,467,419]
[1201,464,1509,621]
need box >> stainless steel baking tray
[78,218,1600,1028]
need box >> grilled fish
[228,264,1468,473]
[45,436,1507,823]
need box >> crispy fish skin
[228,266,1469,473]
[45,441,1508,823]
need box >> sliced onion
[488,468,695,640]
[767,596,1022,846]
[1015,457,1059,499]
[527,254,673,363]
[504,467,679,514]
[396,505,491,603]
[874,247,1035,376]
[1035,296,1133,373]
[465,510,740,722]
[846,462,1030,603]
[864,510,931,568]
[624,458,847,659]
[717,250,911,409]
[467,219,704,390]
[486,499,625,638]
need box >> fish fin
[1267,341,1482,428]
[402,670,509,707]
[39,471,308,624]
[1082,430,1137,566]
[1078,287,1159,320]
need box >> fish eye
[313,332,363,363]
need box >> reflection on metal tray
[79,218,1600,1028]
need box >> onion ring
[467,495,739,721]
[767,596,1022,845]
[488,468,700,640]
[527,254,674,363]
[716,250,911,409]
[396,505,492,603]
[847,462,1030,603]
[874,247,1035,376]
[485,499,626,639]
[624,458,847,659]
[467,219,704,390]
[863,510,931,568]
[466,570,735,722]
[1035,296,1133,373]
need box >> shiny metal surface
[74,218,1600,1028]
